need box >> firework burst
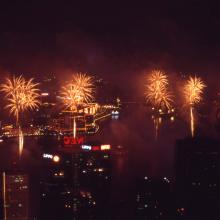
[1,76,25,123]
[184,76,206,105]
[1,75,40,123]
[145,70,173,140]
[61,73,94,138]
[183,76,206,137]
[61,73,94,111]
[23,78,40,110]
[1,75,40,156]
[145,70,173,110]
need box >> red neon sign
[64,136,84,145]
[92,146,100,151]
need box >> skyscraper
[2,173,29,220]
[175,138,220,219]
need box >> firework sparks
[1,75,40,123]
[145,70,173,139]
[145,70,173,110]
[61,73,94,138]
[73,117,76,138]
[1,75,40,156]
[184,76,206,137]
[18,126,24,157]
[23,78,41,110]
[184,76,206,105]
[190,106,195,137]
[1,76,25,123]
[61,73,94,111]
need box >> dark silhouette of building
[2,173,29,220]
[135,176,175,219]
[175,137,220,220]
[39,146,112,220]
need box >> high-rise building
[39,146,112,219]
[2,173,29,220]
[135,176,174,219]
[175,137,220,219]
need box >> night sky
[1,1,220,91]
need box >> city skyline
[0,2,220,219]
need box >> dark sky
[0,1,220,90]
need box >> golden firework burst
[183,75,206,137]
[1,75,40,157]
[1,75,40,123]
[184,76,206,105]
[145,70,173,110]
[61,73,94,111]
